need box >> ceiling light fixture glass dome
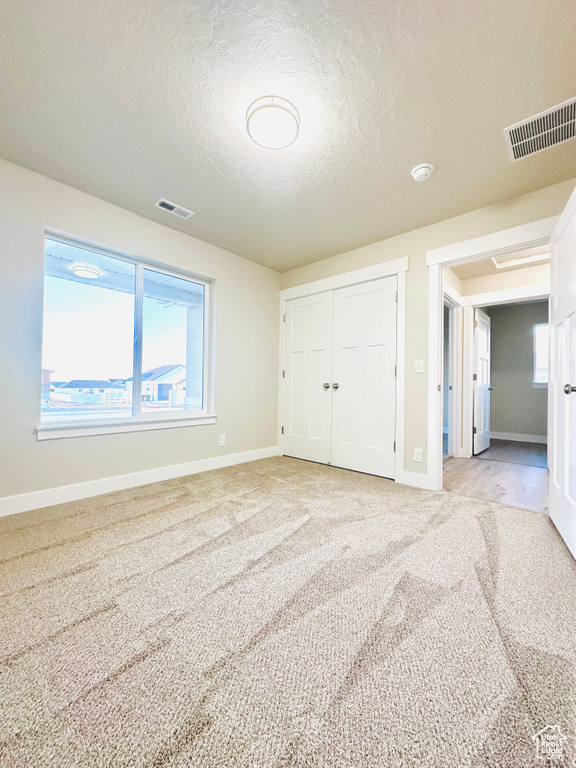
[246,96,300,150]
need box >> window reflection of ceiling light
[491,253,550,270]
[72,264,101,279]
[246,96,300,150]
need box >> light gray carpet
[0,457,574,767]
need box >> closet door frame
[279,256,408,483]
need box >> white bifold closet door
[283,291,334,464]
[283,275,397,479]
[331,277,397,477]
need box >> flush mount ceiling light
[246,96,300,150]
[72,264,101,279]
[411,163,434,182]
[491,253,550,270]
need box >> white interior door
[473,307,491,454]
[283,292,333,464]
[549,186,576,559]
[331,276,397,478]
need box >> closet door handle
[565,384,576,394]
[323,382,330,390]
[332,383,339,390]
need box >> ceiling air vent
[154,198,194,219]
[504,97,576,161]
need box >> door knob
[564,384,576,394]
[488,386,495,391]
[323,382,330,390]
[332,383,339,390]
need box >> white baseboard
[398,470,439,491]
[0,446,280,518]
[490,432,547,445]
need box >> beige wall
[443,267,463,294]
[460,264,550,296]
[1,157,573,498]
[485,301,548,438]
[280,177,575,475]
[0,159,280,498]
[445,263,549,297]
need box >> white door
[473,308,491,454]
[331,276,397,478]
[549,185,576,559]
[283,291,333,463]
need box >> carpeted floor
[0,457,574,767]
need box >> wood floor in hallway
[475,438,547,468]
[443,455,549,513]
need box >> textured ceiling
[1,0,576,271]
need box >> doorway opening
[441,262,550,512]
[428,199,576,559]
[471,301,548,467]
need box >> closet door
[283,291,333,464]
[331,276,397,478]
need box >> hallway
[443,453,549,514]
[476,438,547,468]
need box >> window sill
[533,382,548,389]
[36,413,217,440]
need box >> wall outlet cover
[219,435,226,447]
[413,448,423,463]
[415,360,424,374]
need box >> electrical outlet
[414,359,424,374]
[219,435,226,447]
[413,448,423,463]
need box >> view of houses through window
[41,238,206,423]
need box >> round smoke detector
[411,163,434,182]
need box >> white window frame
[37,233,216,440]
[533,323,549,388]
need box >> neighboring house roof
[126,364,184,382]
[51,381,66,387]
[143,364,184,381]
[61,380,117,388]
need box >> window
[533,324,549,385]
[41,236,211,433]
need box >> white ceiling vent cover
[154,198,194,219]
[504,97,576,161]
